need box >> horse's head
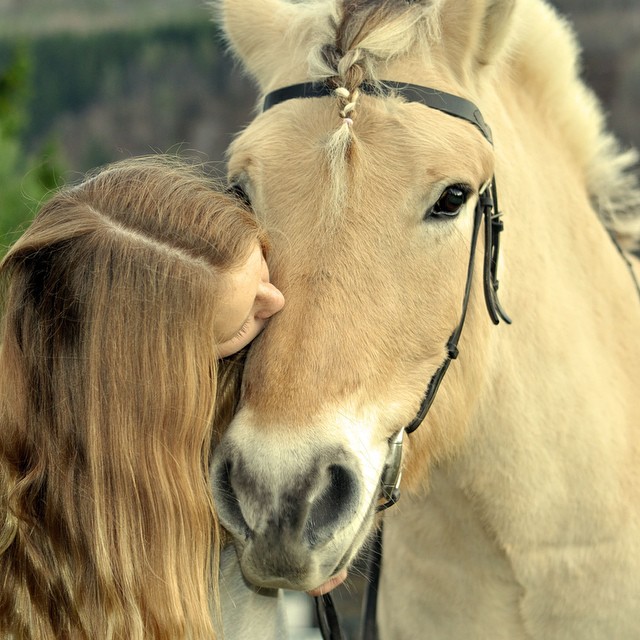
[211,0,515,592]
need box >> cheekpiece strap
[262,78,509,438]
[405,195,485,434]
[405,183,511,435]
[483,180,512,325]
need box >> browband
[263,80,493,145]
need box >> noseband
[262,79,511,640]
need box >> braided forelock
[326,0,383,120]
[315,0,428,122]
[309,0,431,223]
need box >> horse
[210,1,640,637]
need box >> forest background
[1,0,639,253]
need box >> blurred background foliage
[0,47,64,249]
[0,0,639,255]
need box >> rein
[261,79,510,640]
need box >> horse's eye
[227,182,252,208]
[427,185,470,219]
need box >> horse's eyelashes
[425,184,471,220]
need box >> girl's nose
[255,282,285,319]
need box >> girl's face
[215,243,285,358]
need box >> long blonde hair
[0,156,266,639]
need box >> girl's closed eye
[214,242,285,358]
[235,317,252,339]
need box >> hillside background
[0,0,639,243]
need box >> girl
[0,157,285,639]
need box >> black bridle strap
[360,521,384,640]
[262,77,509,640]
[360,187,504,639]
[405,185,499,434]
[607,228,640,301]
[314,593,346,640]
[263,80,493,145]
[484,180,512,325]
[263,79,509,437]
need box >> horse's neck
[382,451,640,637]
[451,173,640,541]
[408,130,640,634]
[465,159,640,543]
[421,55,640,546]
[380,468,531,639]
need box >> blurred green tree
[0,47,64,256]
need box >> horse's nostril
[214,459,252,540]
[306,463,359,546]
[212,447,362,555]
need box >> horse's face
[212,0,510,592]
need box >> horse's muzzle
[211,438,364,589]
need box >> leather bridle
[261,79,511,640]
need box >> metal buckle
[377,429,404,512]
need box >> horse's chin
[234,541,356,593]
[232,504,375,593]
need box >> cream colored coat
[212,1,640,638]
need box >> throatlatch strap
[607,228,640,302]
[483,180,512,324]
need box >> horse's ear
[437,0,516,71]
[214,0,300,88]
